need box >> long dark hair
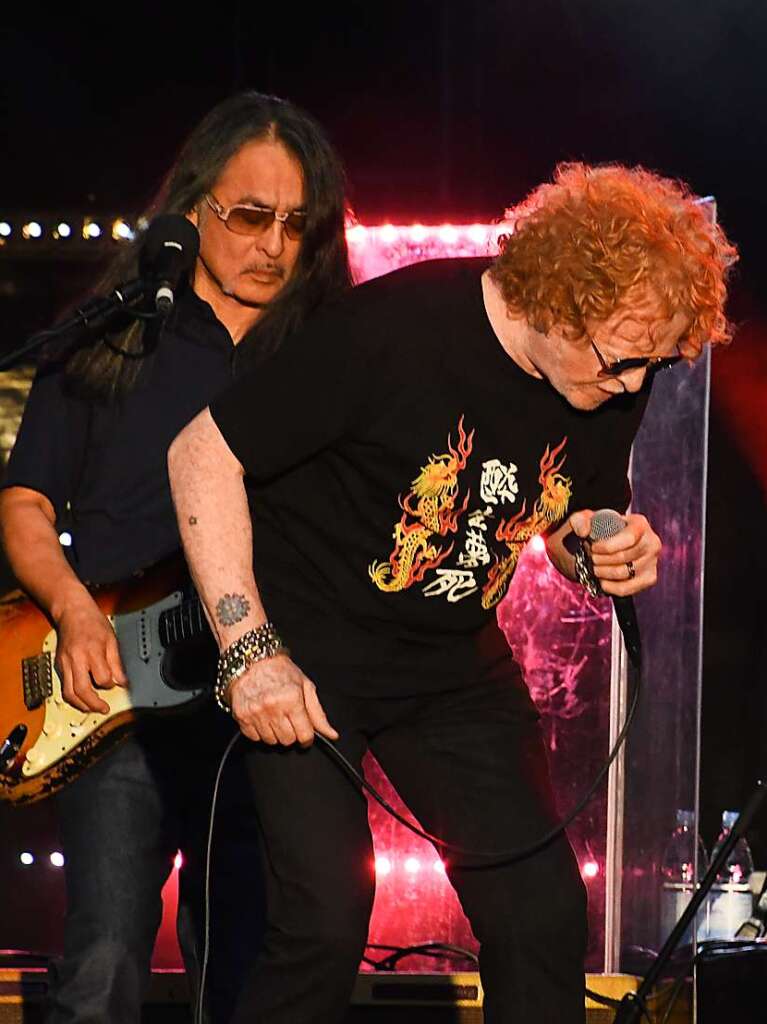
[65,91,352,399]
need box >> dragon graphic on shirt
[480,437,572,609]
[369,416,474,592]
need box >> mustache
[243,263,285,279]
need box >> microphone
[589,509,642,669]
[0,216,201,372]
[140,214,200,313]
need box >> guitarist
[0,92,352,1024]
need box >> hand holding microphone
[568,508,662,669]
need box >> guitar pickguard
[21,591,208,779]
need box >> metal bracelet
[214,621,287,713]
[574,544,602,598]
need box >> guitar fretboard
[158,597,208,647]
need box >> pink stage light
[582,860,600,880]
[375,856,393,876]
[174,852,183,870]
[433,858,446,875]
[404,857,421,874]
[530,534,546,554]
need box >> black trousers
[232,673,588,1024]
[48,706,265,1024]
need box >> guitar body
[0,559,216,805]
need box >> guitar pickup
[22,652,53,710]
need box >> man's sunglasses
[205,193,308,241]
[589,337,683,378]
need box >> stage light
[404,857,421,874]
[346,224,367,245]
[112,219,134,241]
[174,852,183,870]
[55,222,72,239]
[380,224,398,244]
[433,858,446,874]
[438,225,458,245]
[582,860,600,879]
[530,535,546,554]
[375,856,392,876]
[467,224,487,245]
[83,221,102,240]
[50,852,65,867]
[19,852,34,866]
[58,531,73,547]
[0,222,12,238]
[409,224,428,243]
[22,222,42,240]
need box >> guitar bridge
[22,652,53,710]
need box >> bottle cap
[722,810,739,830]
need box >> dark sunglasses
[205,193,307,241]
[590,338,683,378]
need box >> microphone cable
[195,629,640,1022]
[314,651,640,866]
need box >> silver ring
[626,561,636,580]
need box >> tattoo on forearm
[216,593,250,626]
[188,516,198,526]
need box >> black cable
[197,608,642,1015]
[196,731,240,1024]
[364,941,479,971]
[313,659,640,867]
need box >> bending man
[168,163,736,1023]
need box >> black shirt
[4,290,237,584]
[211,258,650,696]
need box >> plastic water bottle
[704,810,754,941]
[660,809,709,945]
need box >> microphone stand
[613,779,767,1023]
[0,279,152,372]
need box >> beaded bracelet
[214,621,287,713]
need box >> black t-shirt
[211,258,651,696]
[3,290,238,584]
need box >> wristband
[214,621,287,713]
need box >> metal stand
[613,779,767,1022]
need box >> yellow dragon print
[480,437,573,609]
[369,416,475,593]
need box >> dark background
[1,0,766,861]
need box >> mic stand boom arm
[0,278,150,372]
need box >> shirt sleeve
[210,298,383,483]
[2,362,90,518]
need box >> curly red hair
[490,162,738,356]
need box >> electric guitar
[0,557,217,805]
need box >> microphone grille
[589,508,627,542]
